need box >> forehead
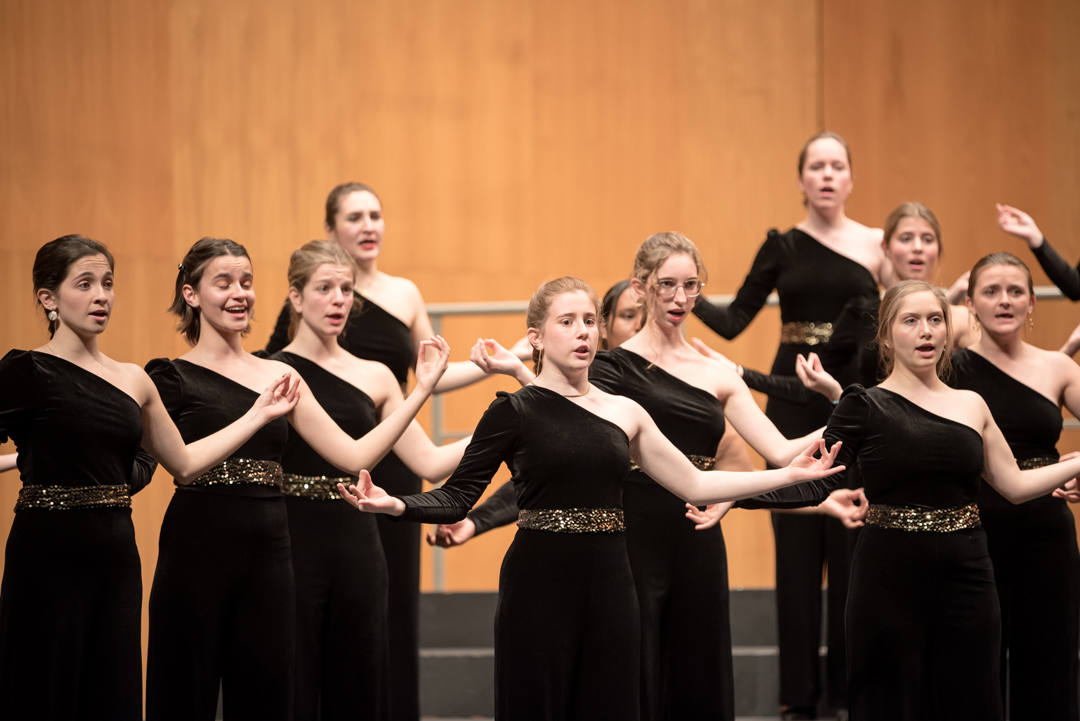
[804,137,848,164]
[656,252,698,277]
[613,287,638,311]
[547,289,597,316]
[896,290,944,315]
[974,264,1028,288]
[893,216,935,236]
[339,190,381,214]
[65,253,112,278]
[308,263,355,282]
[203,254,253,277]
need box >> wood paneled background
[1,0,1077,638]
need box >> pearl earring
[47,310,58,322]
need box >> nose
[912,238,923,253]
[672,285,688,301]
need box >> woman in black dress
[741,279,1080,721]
[952,252,1080,721]
[265,183,521,720]
[339,276,845,721]
[692,132,885,718]
[0,235,299,721]
[146,237,449,721]
[269,239,474,721]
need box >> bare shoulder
[1038,345,1080,379]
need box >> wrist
[1029,233,1045,249]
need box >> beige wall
[1,0,1078,620]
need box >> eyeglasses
[652,278,704,301]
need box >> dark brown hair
[967,252,1033,299]
[33,235,115,337]
[325,182,381,229]
[169,237,251,345]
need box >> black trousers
[372,452,421,721]
[147,490,295,721]
[771,511,854,711]
[846,526,1002,721]
[981,488,1080,721]
[287,497,389,721]
[0,508,142,721]
[495,528,640,721]
[625,480,734,721]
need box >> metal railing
[424,285,1074,589]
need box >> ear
[630,277,647,300]
[181,284,199,309]
[527,326,542,352]
[288,286,303,315]
[36,288,56,311]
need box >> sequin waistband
[1017,455,1058,470]
[780,321,834,346]
[16,484,131,511]
[282,473,351,500]
[630,453,715,474]
[865,502,981,533]
[188,458,283,489]
[517,508,625,533]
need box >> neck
[286,321,343,361]
[45,326,102,360]
[804,203,847,230]
[637,317,685,351]
[884,360,945,393]
[973,326,1025,358]
[354,257,379,289]
[534,365,590,395]
[192,323,247,360]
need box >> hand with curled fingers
[818,487,868,529]
[685,501,732,530]
[795,352,843,403]
[995,202,1044,248]
[425,517,477,547]
[1052,452,1080,503]
[337,470,406,516]
[414,335,451,393]
[690,338,740,375]
[254,372,302,421]
[470,338,528,376]
[787,438,844,482]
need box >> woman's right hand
[795,353,843,402]
[425,517,477,547]
[786,438,844,482]
[818,487,868,528]
[254,372,301,421]
[995,203,1044,248]
[337,470,406,516]
[470,338,528,376]
[414,336,452,393]
[690,338,741,375]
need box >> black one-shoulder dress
[741,385,1003,721]
[951,348,1079,721]
[396,386,639,721]
[0,350,143,721]
[145,358,294,721]
[273,351,390,721]
[268,295,422,720]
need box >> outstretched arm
[997,203,1080,300]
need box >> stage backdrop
[1,0,1077,629]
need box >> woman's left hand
[337,470,406,516]
[414,335,451,393]
[818,487,868,528]
[685,501,732,530]
[787,438,845,481]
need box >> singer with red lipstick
[692,131,885,719]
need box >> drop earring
[47,310,58,322]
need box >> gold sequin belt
[517,508,625,533]
[865,502,981,533]
[188,458,283,489]
[282,473,351,500]
[630,454,715,473]
[15,484,131,511]
[1017,455,1058,470]
[780,321,834,346]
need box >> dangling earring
[535,347,544,374]
[1028,312,1035,330]
[47,310,58,322]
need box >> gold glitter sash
[780,321,834,346]
[1017,455,1058,470]
[865,502,981,533]
[188,458,283,489]
[630,454,715,473]
[282,473,352,500]
[517,508,625,533]
[16,484,131,511]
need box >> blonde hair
[883,202,943,254]
[632,231,708,286]
[286,239,360,341]
[876,280,952,379]
[526,277,600,373]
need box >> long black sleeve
[736,384,867,509]
[264,300,293,354]
[396,394,519,524]
[1032,237,1080,300]
[742,368,815,405]
[692,229,783,339]
[467,481,519,535]
[130,448,158,494]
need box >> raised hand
[414,335,451,393]
[337,470,406,516]
[945,271,970,305]
[787,438,845,482]
[995,203,1044,248]
[509,335,534,361]
[255,372,301,421]
[818,487,868,528]
[470,338,529,376]
[690,338,740,374]
[684,501,731,530]
[425,517,477,547]
[795,352,843,402]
